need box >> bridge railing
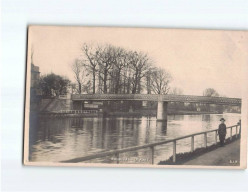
[58,110,99,114]
[61,122,241,164]
[71,93,241,105]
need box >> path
[183,140,240,166]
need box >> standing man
[218,118,227,146]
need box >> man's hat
[220,118,225,121]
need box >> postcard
[23,26,247,169]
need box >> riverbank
[158,135,240,166]
[183,139,240,166]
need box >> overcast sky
[29,26,248,98]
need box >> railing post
[204,133,207,148]
[173,140,176,163]
[191,136,194,152]
[236,126,238,138]
[230,127,232,141]
[150,146,154,165]
[115,153,119,164]
[215,130,218,144]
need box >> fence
[61,122,241,164]
[58,110,99,114]
[58,95,68,99]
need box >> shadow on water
[156,121,167,135]
[202,114,211,122]
[29,112,39,161]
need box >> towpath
[183,140,240,166]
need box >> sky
[29,26,248,98]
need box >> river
[29,113,241,164]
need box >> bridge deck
[71,94,241,105]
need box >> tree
[128,51,150,94]
[150,67,172,94]
[81,44,98,94]
[72,43,172,96]
[110,47,128,94]
[145,65,156,94]
[71,58,91,94]
[203,88,219,97]
[95,44,116,93]
[203,88,220,112]
[169,87,184,110]
[121,53,133,94]
[170,87,183,95]
[39,73,71,97]
[71,59,83,94]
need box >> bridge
[71,94,241,104]
[65,94,241,121]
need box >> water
[29,113,241,164]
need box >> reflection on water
[29,114,241,164]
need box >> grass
[158,135,240,165]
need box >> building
[30,63,42,97]
[31,63,40,88]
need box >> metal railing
[58,110,99,114]
[58,95,68,99]
[71,93,241,105]
[61,122,241,164]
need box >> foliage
[203,88,220,97]
[203,88,224,113]
[39,73,71,97]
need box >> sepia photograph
[23,26,247,168]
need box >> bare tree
[145,65,156,94]
[110,47,131,93]
[121,58,132,94]
[170,87,183,95]
[81,43,98,94]
[70,83,78,94]
[150,67,172,95]
[203,88,220,112]
[71,58,90,94]
[95,44,116,93]
[129,51,150,94]
[72,43,172,96]
[203,88,219,97]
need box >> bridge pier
[129,105,133,112]
[65,94,72,110]
[157,101,168,121]
[157,120,167,131]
